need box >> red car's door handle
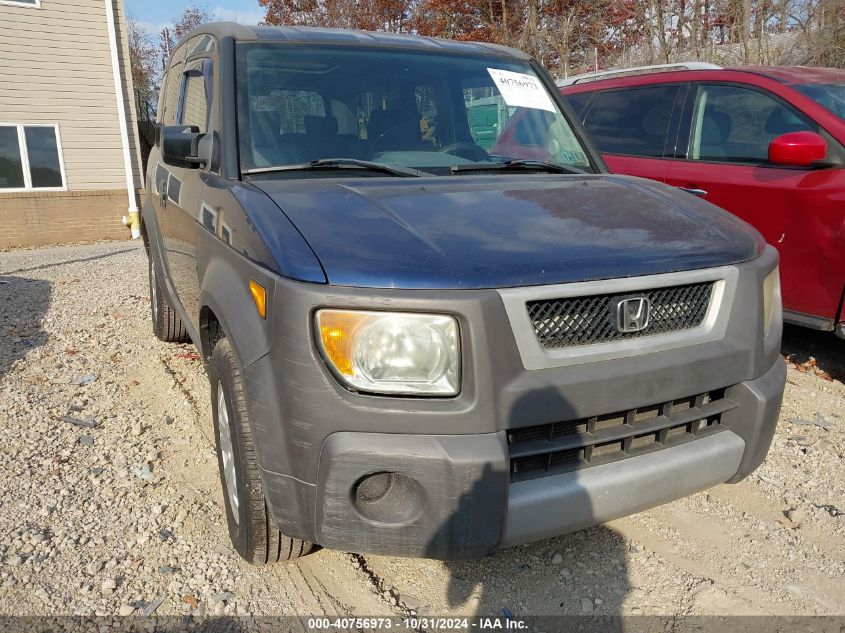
[679,187,708,197]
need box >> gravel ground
[0,241,843,617]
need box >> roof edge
[176,22,530,60]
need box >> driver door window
[160,63,183,125]
[177,60,212,133]
[689,84,816,163]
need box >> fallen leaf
[182,595,198,609]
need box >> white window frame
[153,162,168,196]
[0,123,67,192]
[0,0,41,8]
[200,201,218,233]
[167,173,181,206]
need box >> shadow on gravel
[429,387,629,624]
[781,324,845,383]
[438,527,629,622]
[0,275,51,379]
[0,246,139,276]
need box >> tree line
[130,0,843,108]
[258,0,842,73]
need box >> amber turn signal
[314,309,460,395]
[249,280,267,319]
[316,311,368,377]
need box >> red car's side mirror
[768,131,827,167]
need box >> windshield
[236,43,594,175]
[795,83,845,120]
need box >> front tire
[209,337,312,564]
[147,252,189,343]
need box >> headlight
[762,267,780,336]
[315,310,460,396]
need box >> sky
[126,0,264,35]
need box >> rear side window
[252,89,326,136]
[563,92,593,118]
[582,85,680,157]
[689,84,816,163]
[357,85,438,142]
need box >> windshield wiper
[243,158,423,177]
[450,159,586,175]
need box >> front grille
[508,388,734,482]
[527,282,714,349]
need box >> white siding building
[0,0,142,247]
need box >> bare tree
[127,17,159,106]
[254,0,844,74]
[159,5,212,66]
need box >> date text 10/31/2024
[306,617,528,630]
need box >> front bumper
[238,247,784,559]
[308,357,784,558]
[254,361,784,559]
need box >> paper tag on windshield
[487,68,556,112]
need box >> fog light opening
[352,472,423,524]
[354,472,396,504]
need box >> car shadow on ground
[425,386,630,626]
[0,246,138,276]
[781,324,845,383]
[438,527,629,624]
[0,275,51,380]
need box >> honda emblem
[613,296,651,333]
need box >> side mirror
[768,131,827,167]
[161,125,206,169]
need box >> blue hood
[250,174,763,289]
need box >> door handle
[679,187,707,197]
[160,188,168,208]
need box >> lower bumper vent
[508,389,734,482]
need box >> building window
[0,124,66,191]
[0,0,40,7]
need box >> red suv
[559,64,845,337]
